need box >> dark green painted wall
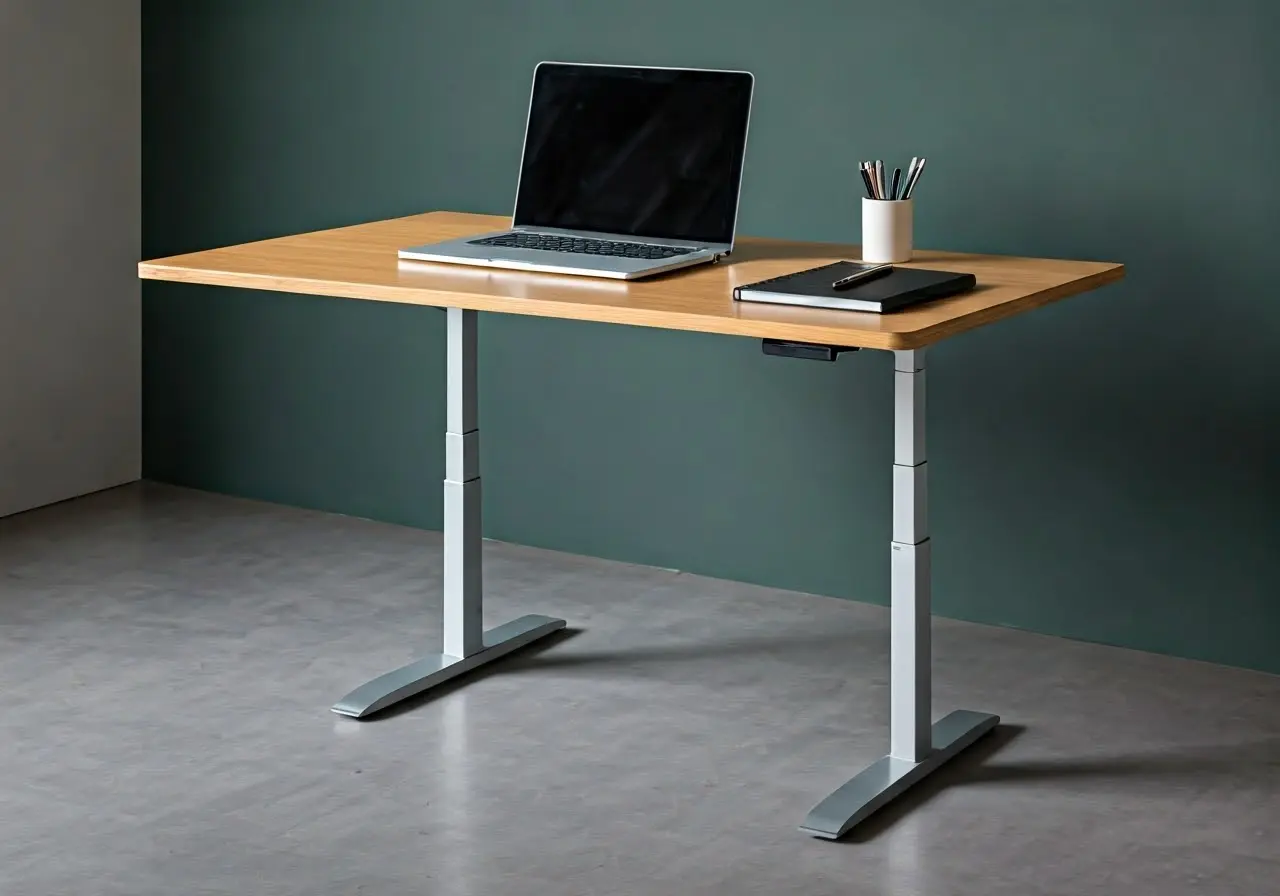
[142,1,1280,673]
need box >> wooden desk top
[139,211,1123,350]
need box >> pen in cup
[859,164,875,200]
[863,161,881,199]
[859,157,927,200]
[902,157,927,199]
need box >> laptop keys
[469,232,694,260]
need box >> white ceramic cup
[861,197,913,263]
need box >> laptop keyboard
[469,232,696,260]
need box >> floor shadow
[962,738,1280,786]
[355,624,884,718]
[492,626,884,674]
[841,730,1280,842]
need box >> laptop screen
[513,64,753,246]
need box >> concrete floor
[1,483,1277,895]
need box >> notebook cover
[733,261,977,313]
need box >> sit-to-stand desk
[140,211,1123,840]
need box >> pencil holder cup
[861,198,913,263]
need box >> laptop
[398,62,754,280]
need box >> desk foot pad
[331,614,567,719]
[799,709,1000,841]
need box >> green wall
[142,1,1280,673]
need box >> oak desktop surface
[139,211,1123,350]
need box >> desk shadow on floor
[357,625,882,719]
[842,730,1280,842]
[964,738,1280,787]
[497,626,885,674]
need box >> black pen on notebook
[832,263,893,290]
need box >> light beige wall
[0,2,140,517]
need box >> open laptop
[398,62,754,280]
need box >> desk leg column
[890,348,932,762]
[799,348,1000,839]
[331,308,566,718]
[443,306,484,660]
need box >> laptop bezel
[508,61,754,254]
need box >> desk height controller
[760,339,860,362]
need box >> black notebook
[733,261,976,313]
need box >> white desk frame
[332,307,999,841]
[798,347,999,839]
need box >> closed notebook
[733,261,976,313]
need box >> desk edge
[137,259,1126,352]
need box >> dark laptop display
[513,64,753,246]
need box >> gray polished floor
[1,483,1276,895]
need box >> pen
[859,164,875,199]
[875,160,886,201]
[901,159,917,199]
[904,156,919,193]
[902,156,927,199]
[832,263,893,290]
[890,167,902,201]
